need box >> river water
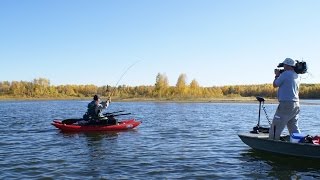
[1,100,320,179]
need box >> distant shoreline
[1,96,318,104]
[0,96,278,104]
[1,97,319,105]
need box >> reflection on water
[300,99,320,105]
[241,149,320,179]
[60,131,119,140]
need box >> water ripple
[0,101,320,179]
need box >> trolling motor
[250,96,270,134]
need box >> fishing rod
[108,60,140,97]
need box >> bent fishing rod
[108,60,140,98]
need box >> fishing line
[109,60,140,97]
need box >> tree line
[1,74,320,99]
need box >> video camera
[275,60,308,74]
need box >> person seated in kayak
[85,95,111,120]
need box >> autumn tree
[0,81,10,95]
[10,81,26,96]
[155,73,169,98]
[189,79,201,97]
[176,73,188,97]
[3,75,320,99]
[33,78,50,96]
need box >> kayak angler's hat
[93,95,99,101]
[278,58,296,67]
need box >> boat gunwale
[238,132,320,147]
[238,132,320,159]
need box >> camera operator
[269,58,301,140]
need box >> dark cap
[93,95,99,101]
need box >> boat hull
[52,119,141,132]
[238,132,320,159]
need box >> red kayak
[52,119,141,132]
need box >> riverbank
[0,96,279,104]
[115,97,279,104]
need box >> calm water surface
[1,100,320,179]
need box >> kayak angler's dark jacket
[86,100,109,119]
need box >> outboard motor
[250,96,270,134]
